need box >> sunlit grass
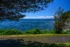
[0,34,70,38]
[57,42,70,46]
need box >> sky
[23,0,70,19]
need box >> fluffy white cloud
[24,16,54,19]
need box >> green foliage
[54,7,70,34]
[60,11,70,22]
[41,30,55,34]
[0,29,23,35]
[49,30,56,34]
[24,28,55,34]
[0,28,70,35]
[66,18,70,22]
[54,7,64,34]
[24,28,42,34]
[63,30,70,34]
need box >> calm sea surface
[0,19,54,31]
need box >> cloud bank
[24,16,54,19]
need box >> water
[0,19,54,31]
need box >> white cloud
[24,16,54,19]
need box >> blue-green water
[0,19,54,31]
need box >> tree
[54,7,64,34]
[54,7,70,34]
[0,0,53,20]
[60,11,70,31]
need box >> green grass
[23,28,56,34]
[56,42,70,47]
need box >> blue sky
[23,0,70,19]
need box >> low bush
[24,28,42,34]
[0,28,70,35]
[62,30,70,34]
[0,29,23,35]
[24,29,55,34]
